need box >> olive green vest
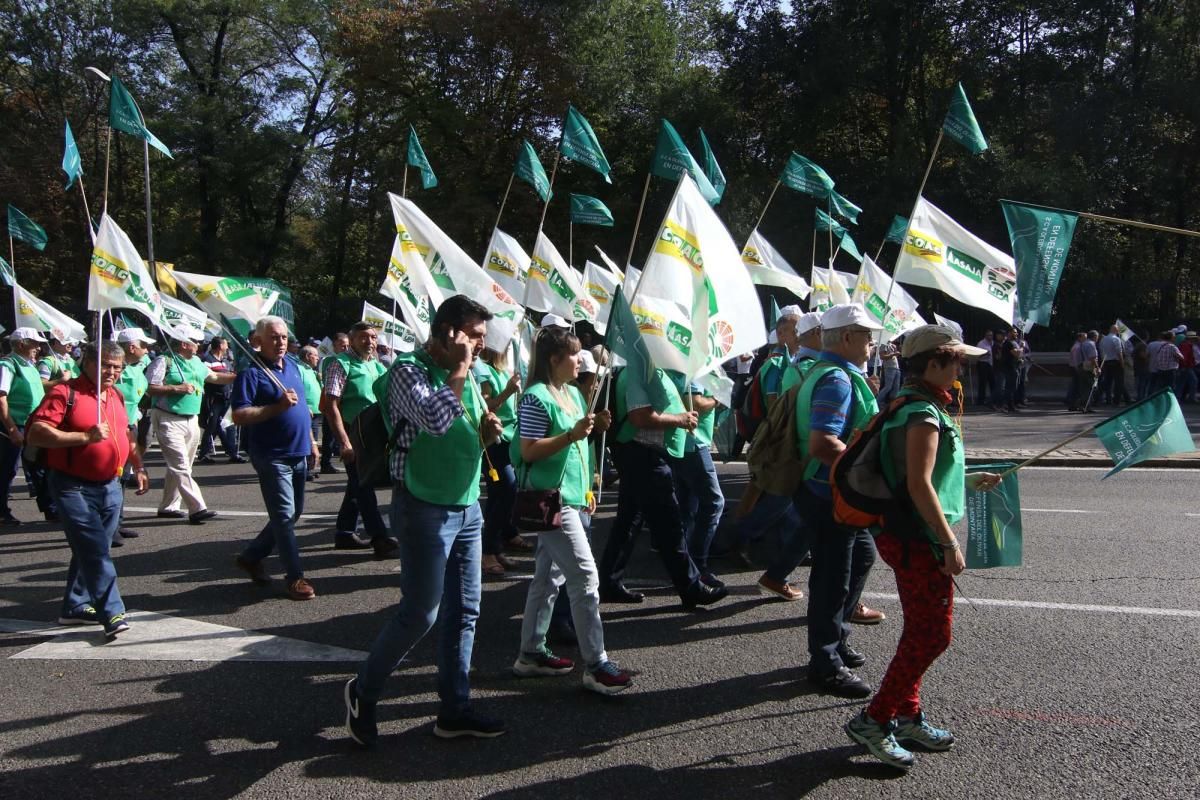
[793,361,879,482]
[398,349,486,507]
[880,388,965,534]
[614,367,686,458]
[477,360,517,442]
[334,351,387,425]
[157,355,210,416]
[5,356,44,426]
[510,382,590,507]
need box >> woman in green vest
[510,327,632,695]
[474,346,524,577]
[846,325,1002,770]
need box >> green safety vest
[781,355,817,394]
[39,353,76,380]
[333,352,387,425]
[510,382,591,508]
[158,355,211,416]
[666,370,716,453]
[396,349,486,507]
[614,367,686,458]
[4,356,44,426]
[793,361,879,482]
[297,362,321,413]
[758,350,789,397]
[114,359,148,424]
[476,360,517,442]
[880,388,965,535]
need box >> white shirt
[976,339,993,365]
[1098,333,1124,362]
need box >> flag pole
[997,422,1100,478]
[77,176,97,243]
[7,236,13,272]
[913,130,944,209]
[623,172,653,272]
[999,199,1200,239]
[873,240,887,262]
[142,140,157,288]
[826,198,834,271]
[96,312,104,423]
[537,151,561,233]
[102,128,111,216]
[402,165,408,199]
[494,173,514,231]
[569,221,573,269]
[752,180,781,234]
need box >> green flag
[7,205,47,251]
[829,191,861,224]
[62,120,83,191]
[0,255,14,287]
[837,231,863,262]
[814,207,845,236]
[560,104,611,183]
[608,286,652,385]
[569,194,613,227]
[650,119,720,205]
[884,214,909,244]
[964,463,1023,568]
[942,82,988,154]
[780,152,834,198]
[768,296,782,328]
[108,76,172,158]
[515,140,552,202]
[698,128,727,202]
[406,125,437,190]
[1094,389,1196,478]
[1000,200,1078,329]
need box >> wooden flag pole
[913,130,944,209]
[102,128,111,216]
[493,173,514,231]
[536,151,561,234]
[873,239,887,262]
[402,165,408,198]
[997,423,1100,479]
[826,197,834,270]
[623,172,653,273]
[77,176,96,243]
[7,236,13,272]
[999,199,1200,239]
[752,180,781,234]
[142,140,157,288]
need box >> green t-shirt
[474,360,517,442]
[114,358,149,424]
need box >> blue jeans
[51,471,124,619]
[763,511,813,584]
[737,491,798,545]
[356,488,482,715]
[671,447,725,571]
[199,394,239,457]
[0,427,23,515]
[242,456,307,581]
[482,441,517,555]
[336,460,387,539]
[798,486,876,676]
[877,367,902,406]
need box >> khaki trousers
[152,408,206,514]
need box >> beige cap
[901,324,989,358]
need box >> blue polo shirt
[232,357,312,460]
[806,351,865,498]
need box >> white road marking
[122,506,361,520]
[862,592,1200,619]
[1023,508,1096,514]
[3,611,367,662]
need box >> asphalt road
[1,456,1197,799]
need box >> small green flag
[814,207,845,236]
[650,119,720,205]
[942,82,988,155]
[608,286,653,385]
[62,120,83,191]
[1094,389,1196,478]
[829,191,861,224]
[0,255,14,287]
[108,76,172,158]
[515,140,552,203]
[780,152,834,198]
[698,128,727,202]
[1000,200,1078,329]
[837,231,863,262]
[560,105,611,183]
[406,125,437,190]
[964,463,1023,568]
[768,296,782,328]
[569,194,613,227]
[7,205,47,251]
[884,214,909,244]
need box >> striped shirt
[385,359,466,481]
[806,352,864,499]
[517,393,553,440]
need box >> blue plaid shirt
[386,356,466,481]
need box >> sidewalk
[961,398,1200,468]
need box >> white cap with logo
[820,303,884,331]
[9,327,48,343]
[115,327,157,345]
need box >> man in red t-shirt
[27,341,149,641]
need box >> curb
[965,455,1200,469]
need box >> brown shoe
[850,602,885,625]
[757,574,804,601]
[287,578,316,601]
[235,555,271,586]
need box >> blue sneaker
[894,711,955,751]
[103,613,130,641]
[434,708,506,739]
[58,605,100,626]
[845,710,915,770]
[344,678,377,748]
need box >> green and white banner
[741,229,811,299]
[160,294,209,339]
[526,232,594,324]
[14,284,87,343]
[560,105,611,183]
[362,301,417,352]
[809,265,851,311]
[171,269,278,337]
[851,255,925,341]
[1000,200,1078,329]
[481,227,530,304]
[88,214,163,323]
[582,258,621,334]
[964,463,1022,568]
[780,152,834,198]
[1094,388,1195,477]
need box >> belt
[153,407,195,419]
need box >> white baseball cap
[9,327,48,343]
[115,327,156,345]
[820,303,884,331]
[578,349,597,374]
[541,313,571,330]
[778,304,803,321]
[796,312,823,335]
[164,324,205,343]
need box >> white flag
[88,214,163,323]
[172,270,278,326]
[160,294,208,339]
[388,193,524,352]
[852,255,926,342]
[362,301,417,352]
[632,174,767,380]
[810,266,852,311]
[835,270,857,293]
[380,236,435,342]
[933,313,964,340]
[14,285,87,343]
[1115,319,1135,342]
[593,246,625,282]
[741,230,811,299]
[894,196,1016,323]
[481,228,529,303]
[525,232,595,323]
[581,260,621,334]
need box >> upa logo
[574,296,597,320]
[492,283,516,305]
[708,319,735,359]
[985,264,1017,301]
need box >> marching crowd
[3,298,1009,772]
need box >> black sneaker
[104,613,131,641]
[838,645,867,669]
[58,605,101,626]
[372,536,400,559]
[344,678,377,748]
[700,572,726,589]
[0,512,21,526]
[111,532,125,548]
[235,554,272,586]
[334,532,373,550]
[188,509,218,524]
[195,454,216,465]
[599,583,644,604]
[118,528,140,539]
[157,509,187,519]
[434,708,506,739]
[808,665,872,699]
[681,582,728,610]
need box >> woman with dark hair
[845,325,1001,770]
[474,346,525,577]
[510,327,632,695]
